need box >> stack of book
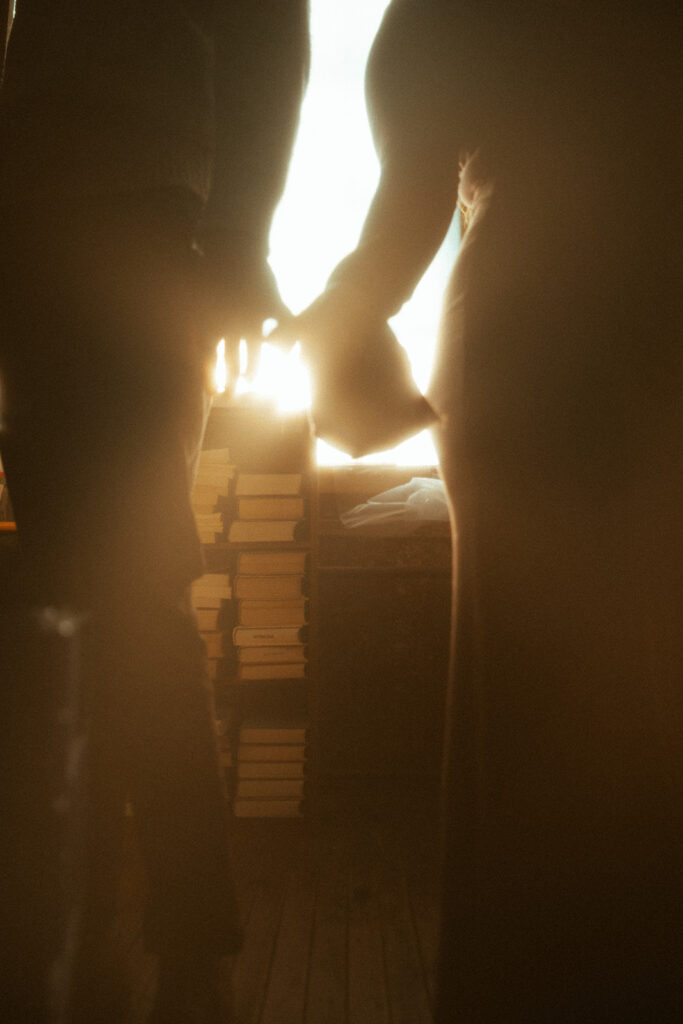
[224,472,310,693]
[190,446,239,765]
[224,471,313,818]
[191,570,232,679]
[229,544,310,684]
[197,403,315,817]
[191,446,235,544]
[226,472,309,543]
[234,719,307,818]
[191,569,234,766]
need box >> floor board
[305,820,349,1023]
[121,778,441,1024]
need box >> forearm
[325,0,460,321]
[327,164,458,322]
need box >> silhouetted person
[293,1,683,1019]
[0,2,309,1021]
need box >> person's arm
[281,2,467,457]
[338,0,460,315]
[298,0,462,341]
[199,0,310,358]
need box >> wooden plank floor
[120,778,442,1024]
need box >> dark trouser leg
[434,433,683,1023]
[0,196,240,1016]
[84,601,242,959]
[0,568,89,1021]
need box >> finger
[222,336,241,384]
[243,338,263,380]
[265,316,300,349]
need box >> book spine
[237,644,308,664]
[236,663,308,681]
[227,519,309,544]
[237,496,307,520]
[232,625,309,647]
[236,550,310,575]
[233,472,304,497]
[233,574,308,601]
[236,778,304,799]
[237,599,309,628]
[192,572,232,605]
[238,743,306,762]
[237,760,305,779]
[240,728,307,745]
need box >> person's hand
[196,250,295,392]
[272,285,377,361]
[272,286,437,458]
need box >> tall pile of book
[228,477,310,685]
[195,400,314,816]
[190,445,237,765]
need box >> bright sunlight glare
[213,338,227,394]
[228,0,460,465]
[233,341,312,414]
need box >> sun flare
[215,0,458,466]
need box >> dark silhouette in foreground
[0,3,309,1020]
[292,2,683,1019]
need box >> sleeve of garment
[199,0,310,265]
[325,0,463,322]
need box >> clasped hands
[199,254,436,457]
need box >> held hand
[271,288,437,459]
[195,252,297,392]
[270,286,378,359]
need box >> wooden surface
[120,778,441,1024]
[315,466,452,781]
[317,567,451,779]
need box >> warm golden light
[233,341,311,414]
[266,0,457,465]
[210,2,457,465]
[213,338,228,394]
[212,332,439,466]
